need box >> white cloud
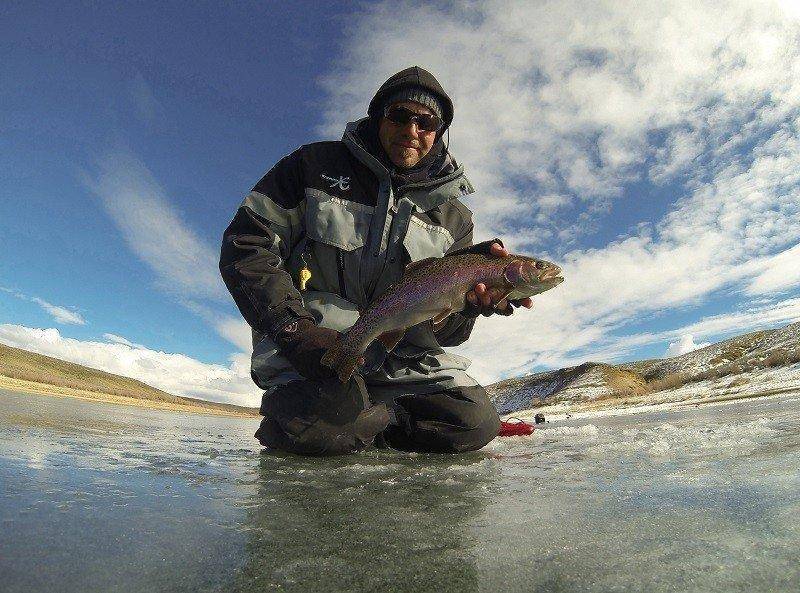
[129,72,162,126]
[318,0,800,382]
[213,316,254,353]
[0,324,261,407]
[321,1,800,236]
[29,297,86,326]
[80,149,257,397]
[664,298,800,342]
[1,288,86,326]
[747,243,800,295]
[179,299,254,353]
[102,333,145,348]
[665,334,712,358]
[84,150,228,302]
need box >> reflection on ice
[1,389,799,592]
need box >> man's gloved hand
[456,239,534,318]
[274,319,341,381]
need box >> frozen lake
[1,388,799,592]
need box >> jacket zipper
[337,250,348,300]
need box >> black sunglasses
[383,105,443,132]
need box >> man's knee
[255,376,390,456]
[386,384,500,453]
[444,385,501,452]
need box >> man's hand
[464,242,534,317]
[275,319,358,381]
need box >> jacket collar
[342,118,474,211]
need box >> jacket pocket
[305,188,371,251]
[301,188,372,303]
[402,215,455,262]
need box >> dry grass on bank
[610,347,800,398]
[0,343,258,417]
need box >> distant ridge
[5,321,798,419]
[488,321,800,414]
[0,343,258,416]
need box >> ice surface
[1,388,799,592]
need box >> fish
[321,252,564,382]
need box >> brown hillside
[0,343,258,416]
[489,321,800,414]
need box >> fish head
[503,257,564,297]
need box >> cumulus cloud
[102,333,145,348]
[321,1,800,237]
[0,324,261,406]
[664,334,712,358]
[318,0,800,382]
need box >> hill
[488,321,800,415]
[0,343,258,417]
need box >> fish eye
[535,261,547,269]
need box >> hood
[349,118,456,186]
[367,66,454,132]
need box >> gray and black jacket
[220,69,481,390]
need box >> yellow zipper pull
[299,253,312,291]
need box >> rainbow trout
[321,253,564,382]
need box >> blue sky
[2,2,345,361]
[2,1,800,405]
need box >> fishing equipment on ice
[498,417,534,437]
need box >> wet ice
[1,388,799,592]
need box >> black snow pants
[254,376,500,456]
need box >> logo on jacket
[321,173,350,191]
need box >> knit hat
[381,87,444,120]
[367,66,454,130]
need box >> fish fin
[492,290,515,315]
[377,328,405,352]
[321,337,362,383]
[432,308,453,324]
[405,257,437,273]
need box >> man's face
[378,101,438,169]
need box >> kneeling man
[220,66,532,455]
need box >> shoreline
[0,375,259,418]
[5,372,797,424]
[504,386,800,423]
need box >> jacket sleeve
[431,219,477,347]
[219,148,315,339]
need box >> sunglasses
[383,105,443,132]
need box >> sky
[2,0,800,406]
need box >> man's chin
[390,152,420,169]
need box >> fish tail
[321,333,363,383]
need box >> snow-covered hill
[488,322,800,414]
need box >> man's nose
[400,121,421,135]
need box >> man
[220,66,532,455]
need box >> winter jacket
[220,68,481,389]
